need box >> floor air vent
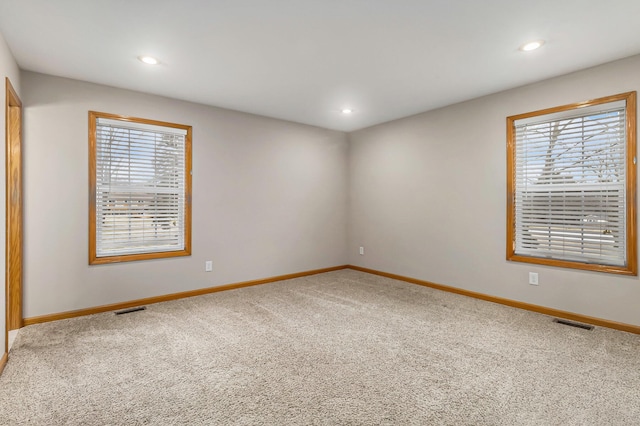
[553,318,594,330]
[115,306,146,315]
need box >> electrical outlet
[529,272,539,285]
[205,261,213,272]
[359,246,364,255]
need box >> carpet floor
[0,269,639,425]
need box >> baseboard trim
[0,352,7,376]
[348,265,640,335]
[21,263,640,334]
[23,265,349,326]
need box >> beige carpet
[1,269,639,425]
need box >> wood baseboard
[20,263,640,335]
[0,352,7,376]
[348,265,640,335]
[23,265,349,326]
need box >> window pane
[89,112,191,264]
[507,92,636,275]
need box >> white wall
[17,54,640,327]
[349,54,640,327]
[22,71,348,318]
[0,32,21,355]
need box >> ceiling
[1,0,640,132]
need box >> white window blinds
[95,117,187,257]
[513,100,627,266]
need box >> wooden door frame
[5,77,22,354]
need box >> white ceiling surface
[2,1,640,132]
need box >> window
[507,92,636,275]
[89,112,192,264]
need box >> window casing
[89,111,192,264]
[507,92,637,275]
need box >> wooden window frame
[89,111,192,264]
[506,92,637,275]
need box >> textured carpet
[1,269,639,425]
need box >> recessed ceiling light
[520,40,545,52]
[138,56,159,65]
[341,108,353,114]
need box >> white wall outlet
[529,272,539,285]
[205,260,213,272]
[359,246,364,255]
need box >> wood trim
[508,254,637,275]
[5,77,21,108]
[88,111,97,264]
[90,249,191,265]
[0,352,7,376]
[348,265,640,334]
[19,263,640,334]
[23,265,349,326]
[184,125,192,257]
[625,91,637,275]
[5,77,23,348]
[88,111,192,265]
[506,114,516,261]
[506,91,637,275]
[507,91,636,122]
